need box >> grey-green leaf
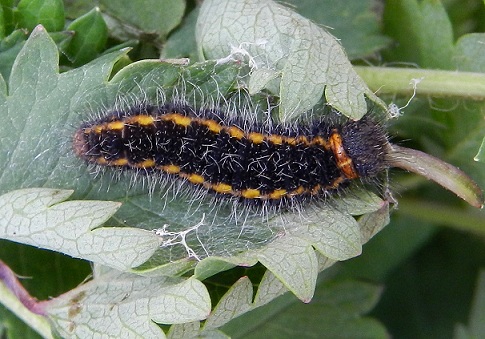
[203,277,253,330]
[256,236,318,302]
[46,272,211,337]
[291,207,362,261]
[454,33,485,72]
[0,188,162,270]
[196,0,386,120]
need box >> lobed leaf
[46,271,211,338]
[14,0,65,32]
[99,0,186,42]
[196,0,387,121]
[61,7,108,66]
[0,188,161,271]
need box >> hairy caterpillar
[73,101,484,210]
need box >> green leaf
[167,322,232,339]
[203,277,253,330]
[0,5,5,39]
[222,279,387,338]
[418,0,454,69]
[455,270,485,338]
[162,7,199,60]
[194,258,239,281]
[383,0,454,69]
[167,322,200,338]
[196,0,387,121]
[1,5,391,271]
[454,33,485,72]
[45,272,211,337]
[291,207,362,261]
[252,269,288,307]
[0,29,27,82]
[256,236,318,302]
[338,189,386,216]
[0,0,15,35]
[0,25,123,191]
[14,0,65,32]
[0,72,5,95]
[358,202,390,244]
[284,0,391,59]
[0,188,162,271]
[0,20,391,333]
[99,0,186,42]
[64,0,96,19]
[61,7,108,66]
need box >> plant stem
[0,260,52,338]
[0,283,53,339]
[355,66,485,100]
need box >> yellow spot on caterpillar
[249,132,264,144]
[161,164,181,174]
[187,173,205,184]
[268,135,284,145]
[269,189,287,199]
[163,113,192,127]
[112,158,129,166]
[296,136,309,144]
[93,125,104,134]
[135,159,156,168]
[129,115,155,126]
[286,136,309,146]
[201,119,222,133]
[107,121,125,130]
[96,157,108,165]
[241,188,261,199]
[312,136,329,149]
[212,183,233,194]
[311,184,321,195]
[228,126,244,139]
[291,186,305,196]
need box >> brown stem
[386,144,484,209]
[0,260,47,316]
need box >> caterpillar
[73,101,484,210]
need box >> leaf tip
[32,24,46,33]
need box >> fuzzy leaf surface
[196,0,386,121]
[46,272,211,338]
[0,188,161,271]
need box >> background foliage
[0,0,484,338]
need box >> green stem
[0,282,53,339]
[355,66,485,100]
[397,199,485,235]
